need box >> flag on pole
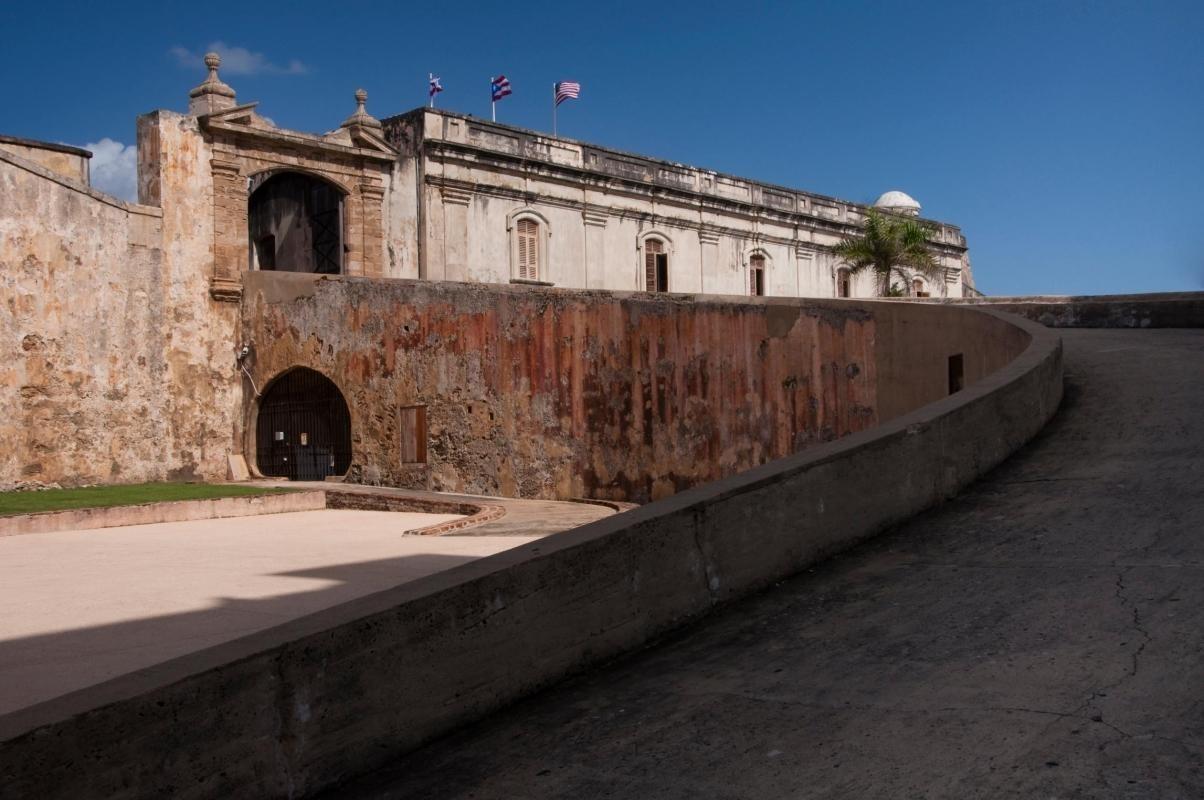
[554,81,580,106]
[491,75,512,102]
[429,74,443,99]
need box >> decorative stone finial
[189,51,237,116]
[341,88,382,131]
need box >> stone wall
[241,275,1028,503]
[0,119,247,488]
[0,136,90,183]
[136,111,242,482]
[242,274,880,502]
[0,306,1061,800]
[0,146,170,486]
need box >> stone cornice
[413,109,965,235]
[202,118,397,162]
[440,187,473,206]
[425,174,968,259]
[424,139,968,256]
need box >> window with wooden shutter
[749,254,765,296]
[645,238,667,292]
[399,405,427,464]
[837,269,851,298]
[516,218,539,280]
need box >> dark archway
[255,368,352,480]
[248,171,344,274]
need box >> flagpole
[491,77,496,122]
[552,83,557,136]
[429,73,434,108]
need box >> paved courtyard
[338,329,1204,799]
[0,509,538,716]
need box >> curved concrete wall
[0,305,1062,799]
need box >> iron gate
[255,368,352,480]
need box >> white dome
[873,190,921,215]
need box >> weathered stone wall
[0,118,250,487]
[0,308,1061,800]
[0,147,170,486]
[0,136,90,184]
[136,111,243,481]
[242,275,1030,503]
[242,274,883,502]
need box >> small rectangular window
[948,354,964,395]
[399,405,427,464]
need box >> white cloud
[170,42,307,76]
[84,138,138,203]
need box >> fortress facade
[0,56,977,499]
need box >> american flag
[429,74,443,98]
[554,81,580,106]
[491,75,512,102]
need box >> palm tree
[832,209,942,297]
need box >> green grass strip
[0,482,297,517]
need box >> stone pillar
[698,228,720,296]
[583,210,607,289]
[795,244,815,298]
[441,188,472,282]
[210,157,244,301]
[359,181,386,278]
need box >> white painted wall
[395,110,971,300]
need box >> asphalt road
[337,329,1204,800]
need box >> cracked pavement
[336,329,1204,799]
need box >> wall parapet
[0,304,1063,799]
[946,291,1204,328]
[0,145,161,217]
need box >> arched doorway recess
[248,171,344,274]
[255,368,352,480]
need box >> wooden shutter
[750,255,765,296]
[645,239,664,291]
[516,218,539,280]
[399,405,427,464]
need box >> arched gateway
[248,171,344,274]
[255,368,352,480]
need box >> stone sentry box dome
[873,190,922,217]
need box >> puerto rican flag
[491,75,512,102]
[429,74,443,98]
[554,81,580,106]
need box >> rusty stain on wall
[243,273,878,503]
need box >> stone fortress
[25,53,1204,800]
[0,55,978,501]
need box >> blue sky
[1,0,1201,295]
